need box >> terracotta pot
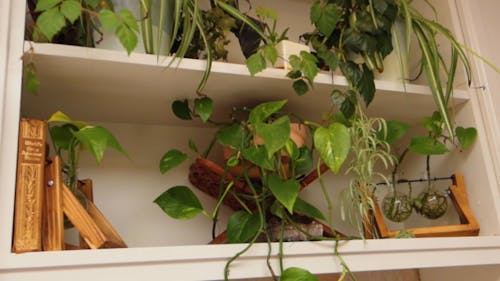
[222,123,309,179]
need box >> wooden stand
[43,156,127,250]
[373,173,480,238]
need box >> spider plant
[340,103,396,238]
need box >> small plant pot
[222,123,309,179]
[414,189,448,220]
[382,191,413,222]
[274,40,311,70]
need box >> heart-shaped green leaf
[300,51,319,85]
[216,123,245,149]
[255,116,291,158]
[48,111,88,129]
[268,173,300,214]
[241,146,274,170]
[74,126,127,164]
[118,9,139,31]
[246,53,266,76]
[281,267,318,281]
[409,136,449,155]
[194,97,213,123]
[115,24,138,55]
[154,186,203,219]
[263,44,278,66]
[171,99,192,120]
[295,146,313,176]
[99,9,120,31]
[380,120,411,144]
[293,79,309,96]
[159,149,187,174]
[310,2,338,38]
[249,100,287,125]
[36,7,66,41]
[49,124,77,150]
[60,0,81,24]
[455,126,477,149]
[294,198,326,221]
[35,0,61,12]
[314,123,350,174]
[227,211,261,243]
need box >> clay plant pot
[222,123,309,179]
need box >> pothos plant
[47,111,127,203]
[154,100,355,281]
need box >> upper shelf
[21,42,470,126]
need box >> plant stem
[317,161,334,228]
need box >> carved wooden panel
[12,119,47,253]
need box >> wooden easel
[43,156,127,250]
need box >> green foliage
[409,136,449,155]
[215,123,245,149]
[287,52,319,96]
[255,116,291,158]
[35,0,61,12]
[36,7,66,41]
[194,97,214,123]
[226,211,261,243]
[32,0,139,54]
[48,111,127,164]
[380,120,411,144]
[342,107,395,237]
[60,0,82,24]
[456,126,477,149]
[246,53,267,76]
[281,267,318,281]
[268,174,300,214]
[74,126,127,164]
[159,149,188,174]
[241,146,274,170]
[314,123,351,174]
[249,99,287,124]
[310,1,339,38]
[154,186,204,219]
[172,99,192,120]
[23,62,40,95]
[294,198,326,221]
[47,111,127,195]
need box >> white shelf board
[21,42,470,126]
[2,236,500,280]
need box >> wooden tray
[373,173,480,238]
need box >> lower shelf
[2,236,500,280]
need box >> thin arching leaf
[413,22,454,140]
[140,0,154,54]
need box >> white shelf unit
[1,1,500,280]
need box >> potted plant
[155,99,355,280]
[47,111,127,202]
